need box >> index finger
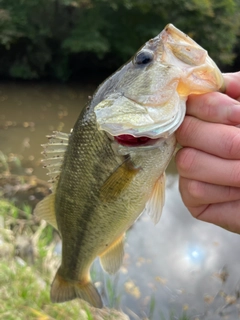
[224,71,240,100]
[186,72,240,124]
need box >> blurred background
[1,1,240,319]
[0,0,240,81]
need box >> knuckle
[223,131,240,159]
[187,180,204,200]
[176,116,195,143]
[176,116,203,148]
[179,177,208,219]
[176,148,198,176]
[203,95,219,118]
[195,92,220,119]
[225,186,235,199]
[230,163,240,187]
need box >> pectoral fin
[145,173,166,225]
[99,234,125,275]
[33,193,58,230]
[100,158,140,202]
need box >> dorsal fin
[41,131,70,189]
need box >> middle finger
[176,116,240,159]
[176,147,240,187]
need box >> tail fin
[50,271,103,308]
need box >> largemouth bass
[34,24,224,308]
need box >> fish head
[94,24,224,147]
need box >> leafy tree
[0,0,239,80]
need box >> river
[0,82,240,319]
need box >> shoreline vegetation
[0,0,240,82]
[0,200,130,320]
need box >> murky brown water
[1,82,240,319]
[0,82,94,179]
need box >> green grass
[0,200,19,219]
[0,200,82,320]
[0,259,81,320]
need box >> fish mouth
[114,134,160,147]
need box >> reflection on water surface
[0,83,240,319]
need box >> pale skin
[175,71,240,234]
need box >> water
[1,82,240,319]
[0,82,93,178]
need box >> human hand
[175,72,240,233]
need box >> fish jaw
[94,93,186,139]
[94,24,224,140]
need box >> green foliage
[21,203,32,219]
[0,259,83,320]
[0,200,81,320]
[0,200,19,220]
[0,0,239,80]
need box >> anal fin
[33,193,58,230]
[99,234,125,275]
[145,173,166,225]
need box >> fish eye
[134,50,154,65]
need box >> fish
[34,24,225,308]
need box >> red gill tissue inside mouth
[114,134,151,147]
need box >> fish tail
[50,269,103,308]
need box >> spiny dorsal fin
[41,131,70,187]
[99,233,125,274]
[144,173,166,225]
